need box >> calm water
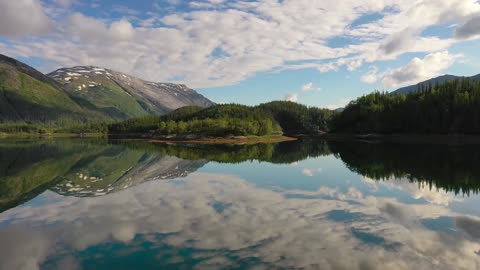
[1,138,480,269]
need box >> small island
[106,101,334,143]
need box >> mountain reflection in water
[0,138,479,269]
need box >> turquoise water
[0,138,479,269]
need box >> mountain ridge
[0,54,214,124]
[0,54,102,124]
[47,66,214,119]
[393,73,480,94]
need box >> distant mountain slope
[52,151,206,197]
[48,66,214,119]
[0,54,214,125]
[393,74,480,94]
[0,54,103,124]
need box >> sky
[1,1,480,108]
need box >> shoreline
[110,135,297,144]
[0,133,107,138]
[4,132,480,144]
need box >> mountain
[52,152,206,197]
[392,74,480,94]
[48,66,214,119]
[0,54,103,124]
[0,139,105,212]
[0,139,207,211]
[0,54,214,125]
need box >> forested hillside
[0,54,213,132]
[331,79,480,134]
[259,101,335,134]
[4,51,480,138]
[0,55,106,126]
[48,66,214,119]
[109,102,334,136]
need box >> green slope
[59,74,152,119]
[0,56,106,125]
[108,102,334,135]
[0,139,107,211]
[0,54,216,128]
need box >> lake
[1,138,480,269]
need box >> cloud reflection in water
[0,172,479,270]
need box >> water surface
[1,138,480,269]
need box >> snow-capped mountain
[0,54,214,124]
[48,66,214,119]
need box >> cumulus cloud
[302,168,314,177]
[302,168,322,177]
[302,82,314,91]
[284,93,298,102]
[0,0,52,38]
[367,177,462,206]
[0,0,479,88]
[0,172,479,269]
[359,51,461,88]
[381,51,461,88]
[301,82,321,92]
[109,20,135,41]
[380,28,419,56]
[456,216,480,240]
[456,14,480,39]
[69,13,135,42]
[361,66,379,84]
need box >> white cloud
[324,98,351,110]
[190,0,227,9]
[365,177,462,206]
[302,168,314,177]
[53,0,74,8]
[381,51,461,88]
[208,0,226,4]
[379,27,419,56]
[0,0,52,38]
[361,66,379,84]
[302,168,323,177]
[0,172,479,269]
[0,0,479,88]
[301,82,321,92]
[456,13,480,39]
[360,51,461,88]
[68,13,135,42]
[284,93,298,102]
[109,20,135,41]
[302,82,314,91]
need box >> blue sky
[1,0,480,108]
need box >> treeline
[113,117,280,137]
[109,102,334,136]
[109,104,282,136]
[6,78,480,137]
[331,79,480,134]
[113,138,332,164]
[0,123,51,134]
[0,101,335,136]
[258,101,334,134]
[0,121,111,135]
[329,140,480,195]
